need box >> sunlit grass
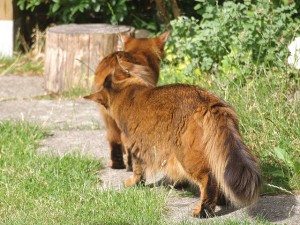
[0,53,43,76]
[0,121,168,224]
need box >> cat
[94,31,170,170]
[84,51,261,217]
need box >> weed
[0,54,43,76]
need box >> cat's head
[94,51,155,91]
[121,31,170,58]
[95,51,156,89]
[85,51,154,108]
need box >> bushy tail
[201,102,261,206]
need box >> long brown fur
[94,32,170,170]
[85,51,262,217]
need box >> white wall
[0,20,13,57]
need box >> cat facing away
[94,31,170,170]
[85,51,262,217]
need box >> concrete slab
[0,99,102,129]
[0,75,46,99]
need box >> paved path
[0,75,46,100]
[0,75,299,224]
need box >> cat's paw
[191,206,201,217]
[124,176,138,187]
[192,204,214,218]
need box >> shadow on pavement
[247,195,297,222]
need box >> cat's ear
[117,61,155,87]
[157,31,171,44]
[120,33,132,44]
[83,91,109,108]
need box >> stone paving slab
[168,195,300,224]
[0,99,102,129]
[38,130,108,159]
[0,75,46,99]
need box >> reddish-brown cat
[85,51,261,217]
[94,32,170,170]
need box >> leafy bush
[164,0,300,82]
[17,0,128,24]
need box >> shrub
[17,0,128,24]
[164,0,300,83]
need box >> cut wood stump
[44,24,134,94]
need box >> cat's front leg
[124,153,145,187]
[100,107,125,169]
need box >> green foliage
[165,0,300,80]
[16,0,160,32]
[17,0,128,24]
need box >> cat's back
[141,83,223,111]
[125,83,227,134]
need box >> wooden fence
[0,0,13,56]
[0,0,13,20]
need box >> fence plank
[0,0,13,20]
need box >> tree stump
[44,24,134,94]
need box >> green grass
[61,86,91,99]
[223,70,299,194]
[33,86,92,100]
[161,64,300,194]
[0,54,43,76]
[0,121,168,224]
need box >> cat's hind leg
[192,172,218,218]
[179,148,217,217]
